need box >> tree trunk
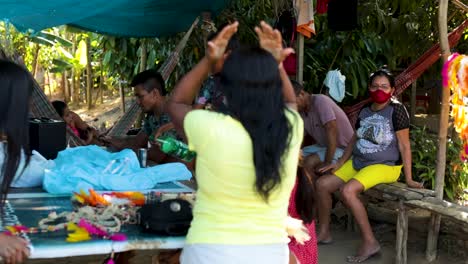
[60,73,66,100]
[140,40,147,72]
[99,63,104,104]
[31,44,40,78]
[119,80,126,114]
[71,37,77,103]
[86,36,93,110]
[426,0,450,261]
[64,71,70,103]
[134,40,148,128]
[46,71,52,97]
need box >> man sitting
[103,70,181,164]
[293,80,354,179]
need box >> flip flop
[317,239,334,245]
[346,247,381,263]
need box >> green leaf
[58,46,74,60]
[103,51,112,66]
[37,31,73,47]
[30,36,55,46]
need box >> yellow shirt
[184,109,303,244]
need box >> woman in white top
[0,59,33,263]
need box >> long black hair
[220,47,293,201]
[368,68,395,87]
[0,60,33,205]
[295,168,315,224]
[51,100,67,117]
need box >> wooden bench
[347,182,435,264]
[353,182,468,264]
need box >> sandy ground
[70,96,135,132]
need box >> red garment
[69,125,79,137]
[316,0,329,14]
[288,179,318,264]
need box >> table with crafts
[2,181,193,259]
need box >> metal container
[138,148,148,168]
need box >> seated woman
[166,21,303,264]
[315,69,423,263]
[51,100,98,145]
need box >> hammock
[345,19,468,126]
[0,47,86,147]
[107,17,199,137]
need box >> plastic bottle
[154,136,196,162]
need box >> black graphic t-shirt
[353,99,410,170]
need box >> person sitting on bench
[315,68,423,263]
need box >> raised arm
[167,22,239,133]
[255,21,296,110]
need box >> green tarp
[0,0,227,37]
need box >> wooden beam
[427,0,451,261]
[395,200,408,264]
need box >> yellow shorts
[335,160,402,190]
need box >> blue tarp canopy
[0,0,228,37]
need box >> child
[52,100,97,145]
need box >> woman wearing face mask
[315,69,423,263]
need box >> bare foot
[316,230,333,244]
[346,240,380,263]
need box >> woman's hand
[254,21,294,64]
[406,179,423,189]
[0,234,30,264]
[206,21,239,64]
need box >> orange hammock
[345,19,468,126]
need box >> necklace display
[443,53,468,160]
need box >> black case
[29,117,66,160]
[139,199,193,236]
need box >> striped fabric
[345,19,468,126]
[0,46,85,146]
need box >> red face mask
[369,89,392,104]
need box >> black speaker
[328,0,358,31]
[29,118,66,160]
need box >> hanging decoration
[443,53,468,160]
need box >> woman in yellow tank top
[166,21,303,264]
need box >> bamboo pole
[426,0,450,261]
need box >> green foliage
[411,126,468,202]
[301,0,467,101]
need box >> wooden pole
[86,36,93,110]
[297,34,304,84]
[410,81,417,122]
[119,80,125,114]
[134,40,148,129]
[395,200,408,264]
[426,0,450,261]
